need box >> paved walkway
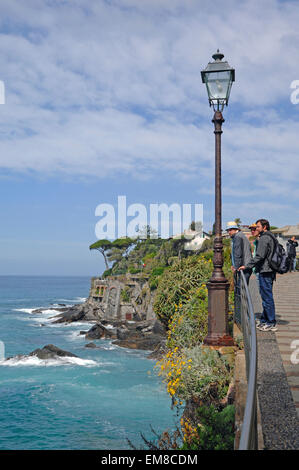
[274,273,299,418]
[249,273,299,449]
[250,273,299,417]
[249,273,299,450]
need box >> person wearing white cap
[225,221,253,276]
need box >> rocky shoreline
[30,299,167,359]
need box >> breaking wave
[0,355,98,367]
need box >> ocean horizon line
[0,274,95,278]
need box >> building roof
[272,224,299,237]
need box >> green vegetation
[152,236,235,450]
[153,255,213,327]
[181,405,235,450]
[89,225,185,279]
[89,225,236,450]
[120,286,131,302]
[89,239,112,270]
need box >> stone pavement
[273,273,299,419]
[249,273,299,449]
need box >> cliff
[51,273,166,355]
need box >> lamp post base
[204,334,234,347]
[204,279,234,346]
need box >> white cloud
[0,0,298,199]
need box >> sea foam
[0,355,98,367]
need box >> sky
[0,0,299,275]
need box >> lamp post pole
[204,110,234,346]
[201,51,235,346]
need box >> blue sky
[0,0,299,275]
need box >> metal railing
[235,270,258,450]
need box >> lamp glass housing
[201,52,235,110]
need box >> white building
[172,229,211,251]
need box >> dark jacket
[245,230,275,273]
[231,230,253,269]
[286,239,298,258]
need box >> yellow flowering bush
[180,417,198,445]
[157,346,233,404]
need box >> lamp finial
[212,50,224,61]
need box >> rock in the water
[52,306,86,323]
[52,298,103,324]
[113,320,166,351]
[28,344,78,359]
[85,342,99,349]
[85,323,106,340]
[85,322,117,340]
[31,306,69,314]
[113,335,163,351]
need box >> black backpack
[264,232,291,274]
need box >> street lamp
[201,50,235,346]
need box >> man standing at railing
[226,221,253,281]
[226,221,253,324]
[286,236,298,272]
[239,219,277,332]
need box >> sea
[0,276,176,450]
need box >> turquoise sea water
[0,276,176,450]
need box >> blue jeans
[259,272,276,325]
[293,257,297,271]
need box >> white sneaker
[258,323,278,332]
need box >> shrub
[143,251,157,261]
[157,346,233,405]
[149,277,159,291]
[128,266,141,274]
[121,286,131,302]
[151,266,165,276]
[153,256,213,327]
[166,286,208,350]
[181,404,235,450]
[148,266,167,291]
[102,268,112,278]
